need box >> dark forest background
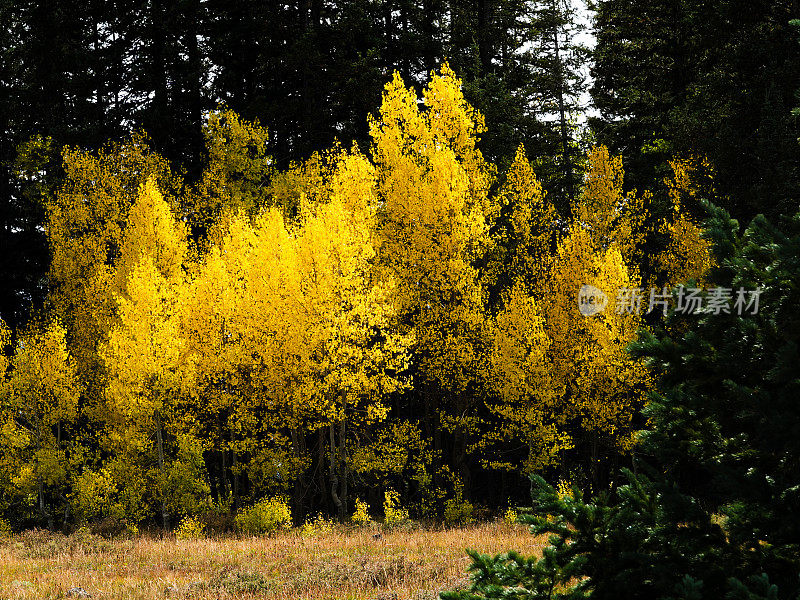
[2,0,799,336]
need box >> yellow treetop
[495,144,558,287]
[369,65,492,393]
[578,146,650,266]
[115,176,187,296]
[654,158,715,288]
[46,135,179,410]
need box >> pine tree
[443,202,800,599]
[591,0,800,223]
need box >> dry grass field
[0,522,544,600]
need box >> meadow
[0,522,542,600]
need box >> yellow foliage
[483,284,568,473]
[503,508,518,525]
[114,176,186,295]
[189,108,272,235]
[578,146,650,266]
[2,319,79,496]
[556,479,573,501]
[369,65,492,394]
[495,144,557,286]
[0,517,12,538]
[102,179,192,421]
[351,498,371,526]
[383,489,410,525]
[542,226,648,442]
[350,421,433,477]
[0,318,10,377]
[45,134,179,408]
[235,497,292,535]
[443,478,474,525]
[300,513,336,537]
[71,466,120,523]
[8,319,79,431]
[176,515,205,540]
[266,149,336,221]
[22,68,692,525]
[654,158,715,288]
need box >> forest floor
[0,521,543,599]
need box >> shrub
[70,462,150,527]
[175,515,205,540]
[443,480,474,525]
[235,497,292,535]
[300,513,335,537]
[503,507,518,525]
[383,489,409,526]
[350,497,371,526]
[0,517,12,538]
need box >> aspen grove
[0,65,712,530]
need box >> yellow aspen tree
[5,319,79,527]
[481,284,569,474]
[469,146,566,478]
[179,245,239,500]
[349,419,437,511]
[46,135,179,416]
[491,144,559,289]
[285,149,412,520]
[232,207,310,502]
[194,148,410,515]
[101,178,195,530]
[368,65,495,493]
[545,230,646,427]
[114,177,187,293]
[538,148,652,488]
[186,109,272,245]
[265,148,337,222]
[577,146,650,268]
[653,158,715,288]
[180,212,298,504]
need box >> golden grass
[0,522,545,600]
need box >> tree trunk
[339,417,348,521]
[291,427,307,513]
[220,417,229,501]
[232,446,240,511]
[453,393,472,496]
[155,410,169,531]
[328,424,343,519]
[317,428,326,510]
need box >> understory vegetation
[0,521,537,600]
